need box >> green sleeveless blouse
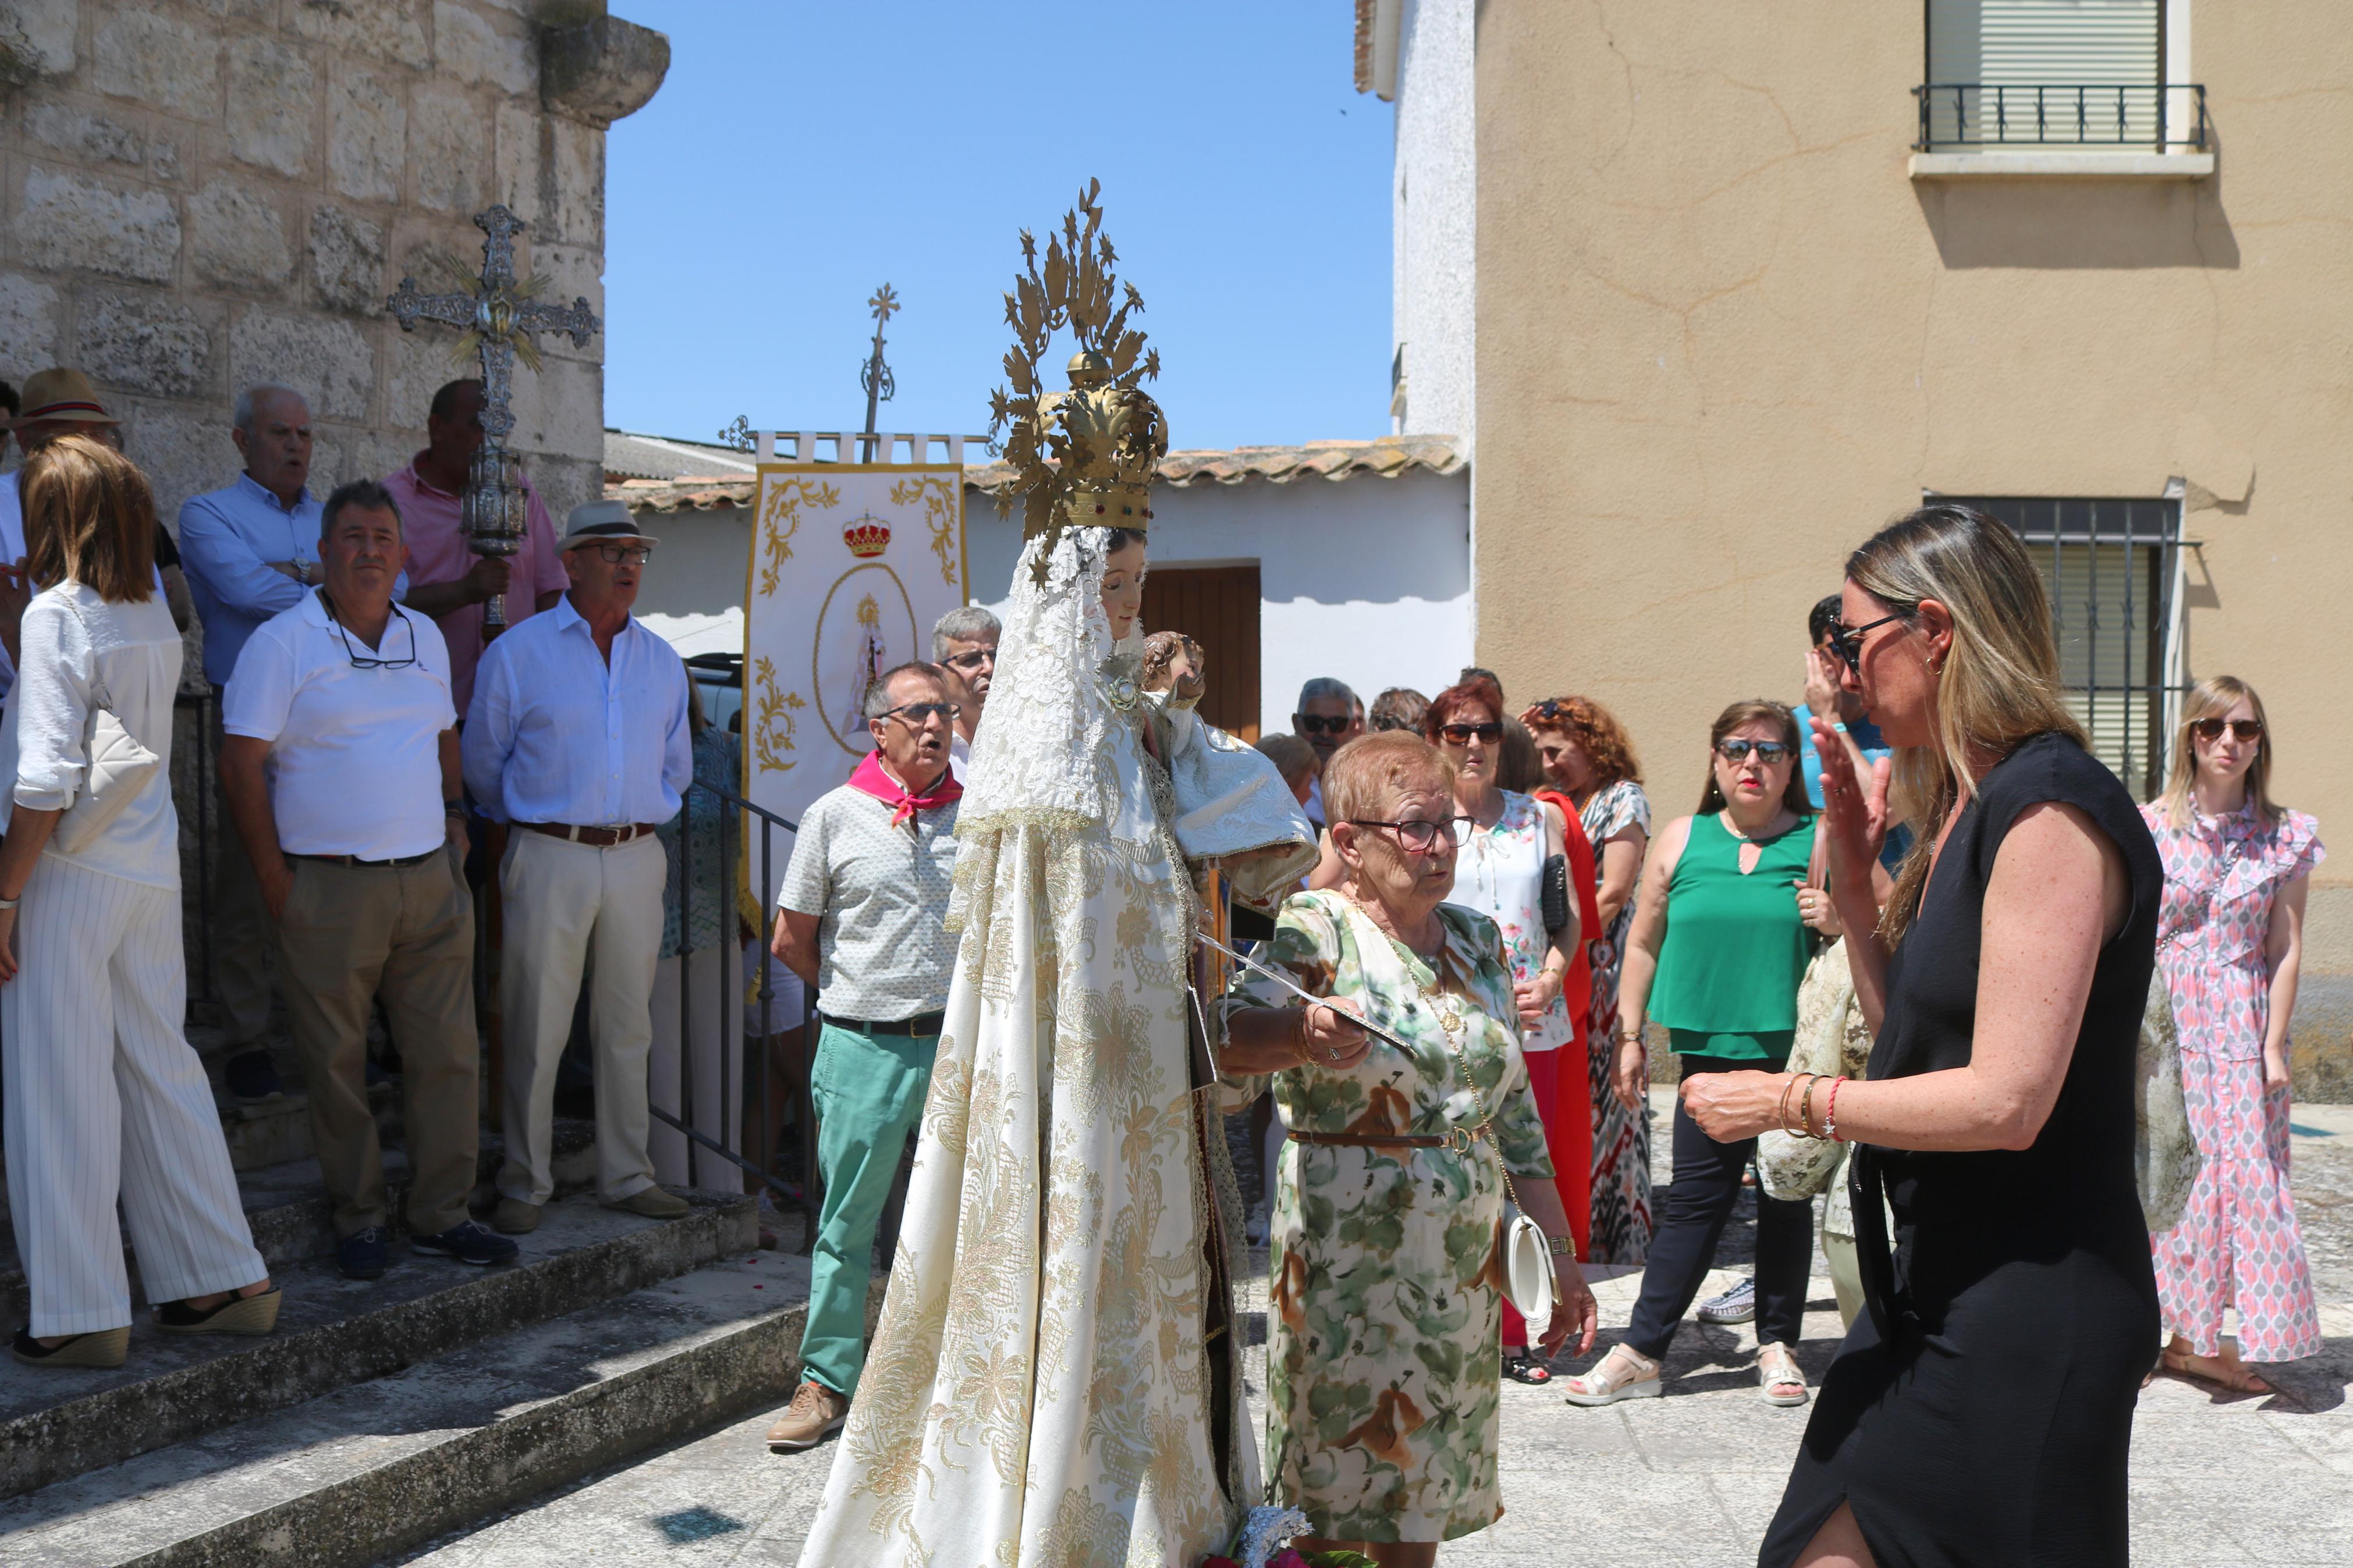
[1649,810,1817,1061]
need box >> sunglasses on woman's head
[1716,738,1791,765]
[1439,721,1503,744]
[1296,713,1352,736]
[2191,717,2263,743]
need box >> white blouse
[0,582,184,890]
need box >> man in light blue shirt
[463,500,692,1235]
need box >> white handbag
[49,600,161,856]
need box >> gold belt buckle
[1449,1125,1477,1155]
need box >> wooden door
[1140,564,1261,741]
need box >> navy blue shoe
[225,1050,283,1104]
[338,1225,390,1280]
[410,1221,519,1268]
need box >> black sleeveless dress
[1758,733,2162,1568]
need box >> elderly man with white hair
[929,604,998,780]
[182,383,399,1103]
[464,500,693,1235]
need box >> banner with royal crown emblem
[741,461,970,838]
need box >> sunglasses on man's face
[1716,738,1791,765]
[1438,721,1503,745]
[941,648,995,673]
[878,701,960,726]
[2191,717,2263,744]
[1296,713,1352,736]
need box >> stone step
[0,1122,599,1328]
[0,1246,821,1568]
[0,1188,753,1503]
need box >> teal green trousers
[798,1020,938,1398]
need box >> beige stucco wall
[1473,3,2352,932]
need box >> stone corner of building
[538,10,669,129]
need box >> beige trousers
[276,851,480,1238]
[497,830,665,1206]
[650,943,744,1192]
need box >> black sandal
[1504,1352,1553,1385]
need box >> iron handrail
[1913,82,2208,152]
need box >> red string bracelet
[1825,1075,1847,1142]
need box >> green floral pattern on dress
[1217,890,1553,1545]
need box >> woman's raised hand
[1809,710,1889,883]
[1297,997,1373,1071]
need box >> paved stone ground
[393,1093,2353,1565]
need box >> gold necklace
[1344,893,1464,1046]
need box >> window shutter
[1927,1,2163,147]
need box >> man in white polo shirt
[464,499,692,1235]
[219,479,517,1282]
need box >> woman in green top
[1561,699,1819,1409]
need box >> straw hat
[560,498,660,550]
[11,368,120,429]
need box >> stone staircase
[0,1110,824,1566]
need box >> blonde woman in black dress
[1681,505,2160,1568]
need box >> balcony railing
[1914,83,2208,153]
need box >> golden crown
[842,511,891,559]
[987,180,1166,579]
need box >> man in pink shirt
[382,378,569,714]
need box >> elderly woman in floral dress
[2144,675,2326,1395]
[1220,731,1598,1568]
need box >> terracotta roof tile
[608,436,1463,514]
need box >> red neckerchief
[848,751,962,827]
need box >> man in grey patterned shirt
[762,661,962,1452]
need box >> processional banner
[741,462,970,852]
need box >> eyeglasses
[876,701,961,726]
[322,595,418,671]
[592,543,654,566]
[2191,717,2263,743]
[1296,713,1353,736]
[1827,611,1908,673]
[1348,816,1474,854]
[1715,738,1791,765]
[941,648,995,673]
[1438,721,1503,744]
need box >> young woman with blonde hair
[2142,675,2323,1394]
[1679,504,2163,1567]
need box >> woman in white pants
[2,435,274,1369]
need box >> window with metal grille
[1918,0,2204,151]
[1932,495,2187,798]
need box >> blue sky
[602,2,1394,454]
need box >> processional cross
[387,204,601,636]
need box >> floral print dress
[2142,799,2327,1363]
[1578,778,1655,1264]
[1219,890,1553,1545]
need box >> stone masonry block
[328,63,406,204]
[225,38,318,179]
[230,307,374,422]
[18,165,181,285]
[432,1,533,95]
[310,204,387,315]
[502,350,600,463]
[187,178,294,291]
[0,0,78,81]
[385,318,467,429]
[117,398,229,542]
[0,273,62,379]
[74,289,216,398]
[410,83,491,214]
[92,11,219,118]
[21,103,145,169]
[292,0,428,65]
[494,102,602,248]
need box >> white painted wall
[1392,0,1477,450]
[964,467,1473,739]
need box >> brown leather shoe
[604,1186,689,1219]
[766,1378,849,1451]
[492,1197,541,1235]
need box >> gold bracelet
[1798,1073,1825,1140]
[1776,1073,1802,1135]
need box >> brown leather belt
[524,821,660,847]
[1288,1130,1454,1149]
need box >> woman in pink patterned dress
[2142,675,2324,1395]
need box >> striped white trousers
[2,852,264,1335]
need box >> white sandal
[1758,1342,1809,1407]
[1560,1343,1662,1406]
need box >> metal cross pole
[857,283,898,463]
[387,204,601,637]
